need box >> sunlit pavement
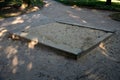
[0,0,120,80]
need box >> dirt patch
[109,13,120,21]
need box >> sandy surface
[0,0,120,80]
[14,23,113,56]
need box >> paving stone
[12,23,113,59]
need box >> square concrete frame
[11,22,113,59]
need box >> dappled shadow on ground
[0,6,21,18]
[0,28,120,80]
[0,0,120,33]
[0,0,120,79]
[0,11,52,35]
[0,32,62,80]
[0,4,40,19]
[42,0,120,31]
[99,31,120,62]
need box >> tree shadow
[0,0,42,19]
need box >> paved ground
[0,0,120,80]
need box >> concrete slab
[12,23,113,59]
[56,20,115,32]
